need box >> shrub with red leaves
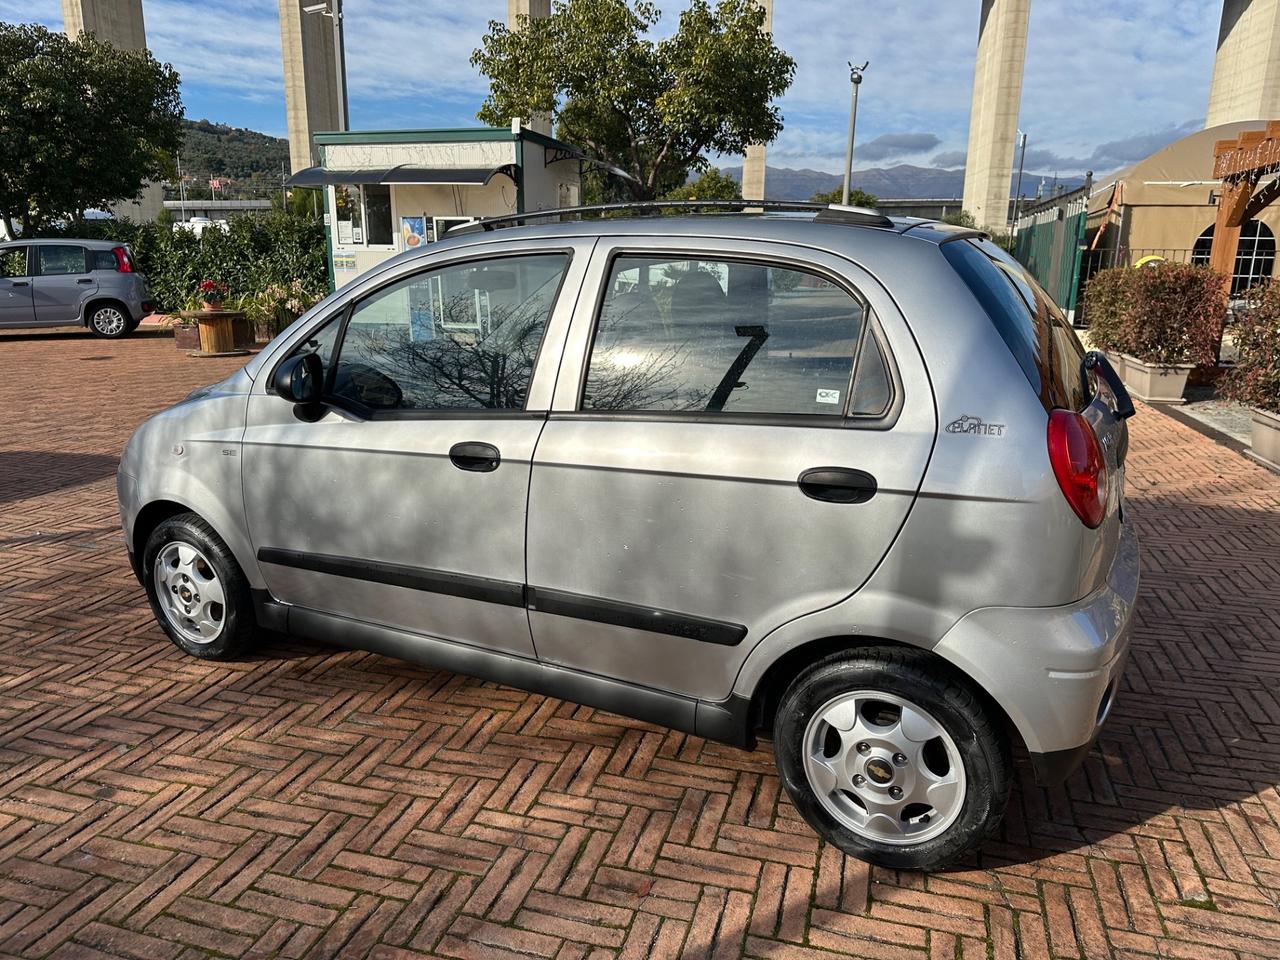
[1085,262,1228,367]
[1221,283,1280,414]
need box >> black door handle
[77,278,94,284]
[449,441,501,472]
[798,467,877,503]
[9,281,28,288]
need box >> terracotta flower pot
[1250,407,1280,469]
[1120,354,1194,404]
[201,300,224,312]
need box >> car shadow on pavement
[0,450,119,505]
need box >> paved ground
[2,331,1280,960]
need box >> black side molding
[527,586,748,647]
[288,605,756,748]
[256,548,525,608]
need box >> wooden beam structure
[1210,121,1280,278]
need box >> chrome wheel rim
[802,690,966,846]
[153,541,225,644]
[93,307,125,335]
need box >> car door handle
[449,441,501,472]
[798,467,877,504]
[9,281,28,288]
[76,278,94,284]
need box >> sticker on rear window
[816,388,841,404]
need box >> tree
[664,168,741,201]
[810,186,878,207]
[472,0,795,201]
[0,23,183,235]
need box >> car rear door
[242,239,593,658]
[0,246,35,327]
[32,244,95,324]
[525,236,936,702]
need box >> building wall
[324,141,516,170]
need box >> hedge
[1221,283,1280,414]
[39,212,328,313]
[1084,262,1227,367]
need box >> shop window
[1191,219,1276,296]
[332,184,394,247]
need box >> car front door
[525,238,936,702]
[32,244,95,324]
[0,246,35,327]
[242,239,592,658]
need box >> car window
[0,247,27,278]
[329,253,568,412]
[90,249,118,271]
[38,245,87,276]
[582,255,876,417]
[942,239,1088,412]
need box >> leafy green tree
[664,168,742,201]
[472,0,795,200]
[810,186,878,207]
[942,209,977,228]
[0,22,183,235]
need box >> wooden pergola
[1210,121,1280,278]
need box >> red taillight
[111,246,133,272]
[1047,409,1107,528]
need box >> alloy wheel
[92,307,126,336]
[153,541,226,644]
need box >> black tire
[773,646,1011,871]
[141,513,257,659]
[86,302,132,339]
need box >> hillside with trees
[168,118,291,200]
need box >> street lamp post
[1012,129,1028,234]
[841,61,868,206]
[302,0,349,132]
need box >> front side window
[329,253,568,412]
[38,245,86,276]
[0,247,27,278]
[583,255,876,417]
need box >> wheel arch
[82,297,134,328]
[745,634,1023,753]
[131,496,262,591]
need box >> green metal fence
[1012,176,1092,323]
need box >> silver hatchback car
[0,238,153,337]
[117,203,1139,870]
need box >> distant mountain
[170,119,291,199]
[720,163,1088,202]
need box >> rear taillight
[1047,409,1107,528]
[111,246,134,272]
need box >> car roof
[0,238,125,249]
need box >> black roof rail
[445,199,896,236]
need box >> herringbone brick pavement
[1,330,1279,960]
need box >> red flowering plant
[1221,283,1280,414]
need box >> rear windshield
[943,238,1088,411]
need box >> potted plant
[1221,284,1280,468]
[1087,262,1227,403]
[240,281,325,343]
[198,279,228,311]
[1082,267,1129,379]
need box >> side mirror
[273,352,323,406]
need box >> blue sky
[2,0,1222,177]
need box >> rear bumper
[933,520,1139,783]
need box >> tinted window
[583,256,875,417]
[364,185,392,245]
[330,253,567,412]
[38,245,87,276]
[942,239,1087,411]
[0,247,27,278]
[90,249,118,271]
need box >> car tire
[142,513,257,660]
[87,302,131,338]
[774,646,1011,871]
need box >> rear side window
[582,255,886,418]
[90,249,118,271]
[38,245,87,276]
[942,239,1087,411]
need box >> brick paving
[1,330,1280,960]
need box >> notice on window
[334,253,357,272]
[336,220,354,245]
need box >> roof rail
[446,199,895,236]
